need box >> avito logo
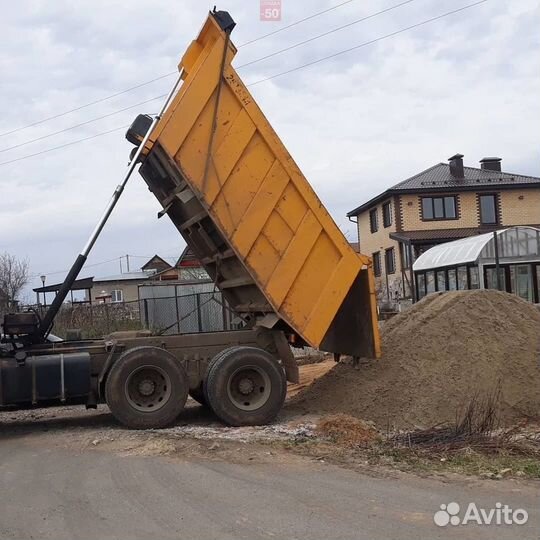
[434,502,528,527]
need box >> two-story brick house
[347,154,540,300]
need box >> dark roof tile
[348,163,540,216]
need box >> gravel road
[0,431,537,540]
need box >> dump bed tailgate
[132,11,380,358]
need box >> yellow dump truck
[1,10,379,430]
[128,9,380,359]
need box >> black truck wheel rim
[125,365,172,412]
[226,365,271,411]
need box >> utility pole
[126,254,130,272]
[40,275,46,307]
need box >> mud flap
[273,332,299,384]
[319,268,380,359]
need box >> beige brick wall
[400,192,479,230]
[399,188,540,231]
[499,189,540,225]
[356,199,407,297]
[357,198,396,255]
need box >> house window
[479,194,498,224]
[382,201,392,228]
[401,243,412,269]
[372,252,381,277]
[421,196,457,220]
[111,289,123,303]
[385,247,396,274]
[369,208,379,233]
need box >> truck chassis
[0,327,296,429]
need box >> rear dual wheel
[204,346,286,426]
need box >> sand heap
[289,290,540,429]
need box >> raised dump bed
[128,10,380,358]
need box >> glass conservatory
[413,227,540,303]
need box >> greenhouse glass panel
[469,266,480,289]
[426,271,436,293]
[448,269,457,290]
[436,270,447,291]
[457,266,468,290]
[417,274,426,299]
[485,267,506,290]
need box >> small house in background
[91,251,207,302]
[175,246,209,281]
[141,255,172,274]
[148,247,210,282]
[91,271,152,303]
[32,250,209,307]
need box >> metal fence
[23,291,240,339]
[139,291,239,335]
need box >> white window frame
[110,289,123,303]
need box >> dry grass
[306,392,540,479]
[388,388,540,459]
[316,413,380,447]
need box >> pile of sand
[289,290,540,429]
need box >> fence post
[143,299,149,329]
[105,303,110,334]
[221,294,228,330]
[196,293,203,332]
[175,294,181,334]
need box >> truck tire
[105,346,188,429]
[205,346,286,426]
[190,347,239,406]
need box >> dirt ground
[0,362,336,467]
[2,355,539,482]
[2,290,540,480]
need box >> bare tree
[0,252,29,311]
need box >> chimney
[448,153,464,179]
[479,157,502,172]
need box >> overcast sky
[1,0,538,301]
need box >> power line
[237,0,359,47]
[0,0,360,138]
[32,253,179,280]
[237,0,417,69]
[0,95,166,154]
[0,125,129,167]
[0,0,489,168]
[247,0,489,86]
[0,73,175,139]
[30,257,122,279]
[2,1,408,154]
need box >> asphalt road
[0,438,537,540]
